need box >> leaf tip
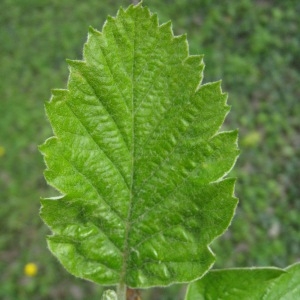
[126,1,143,14]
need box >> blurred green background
[1,0,299,299]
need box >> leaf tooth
[139,4,151,19]
[227,128,239,145]
[184,55,204,66]
[39,136,57,156]
[51,88,68,97]
[211,79,229,98]
[66,60,88,81]
[106,15,115,23]
[173,33,187,41]
[158,21,173,38]
[117,7,126,17]
[184,56,205,86]
[201,80,222,92]
[102,15,119,36]
[49,89,68,103]
[150,13,159,27]
[66,59,85,69]
[136,0,144,7]
[197,81,229,107]
[172,34,188,57]
[125,3,134,13]
[88,25,101,37]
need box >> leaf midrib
[120,8,137,285]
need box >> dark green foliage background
[0,0,299,299]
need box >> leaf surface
[40,3,239,287]
[186,263,300,300]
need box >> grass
[0,0,299,298]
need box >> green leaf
[40,3,239,288]
[186,263,300,300]
[263,263,300,299]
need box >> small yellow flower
[24,262,38,277]
[0,146,5,157]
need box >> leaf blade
[185,263,300,300]
[40,3,239,287]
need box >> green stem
[117,284,126,300]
